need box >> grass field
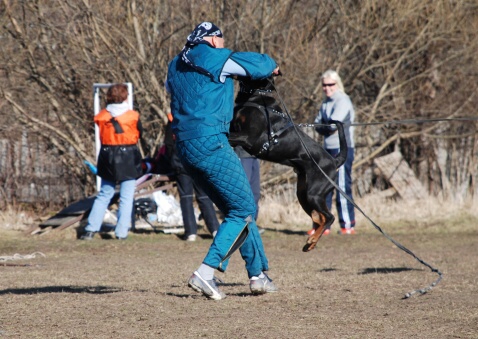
[1,197,477,338]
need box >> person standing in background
[233,146,264,234]
[81,84,143,240]
[313,69,356,235]
[164,114,220,241]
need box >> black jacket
[97,144,143,182]
[164,121,187,175]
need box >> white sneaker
[188,271,226,300]
[250,273,278,294]
[186,234,197,242]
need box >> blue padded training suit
[167,43,277,278]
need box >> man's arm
[220,59,247,83]
[314,109,333,136]
[229,52,277,79]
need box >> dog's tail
[330,120,348,169]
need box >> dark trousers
[239,157,261,220]
[176,173,219,236]
[325,147,356,229]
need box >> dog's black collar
[239,88,274,95]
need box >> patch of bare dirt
[0,226,477,338]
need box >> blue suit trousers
[177,133,269,278]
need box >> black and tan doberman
[229,77,348,252]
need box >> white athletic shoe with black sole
[188,271,226,300]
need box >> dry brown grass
[0,216,477,338]
[257,193,478,235]
[1,194,477,235]
[0,206,36,231]
[1,194,477,338]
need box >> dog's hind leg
[294,168,333,252]
[302,210,334,252]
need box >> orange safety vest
[95,109,140,145]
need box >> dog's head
[237,75,275,94]
[230,75,283,153]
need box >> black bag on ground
[134,198,158,218]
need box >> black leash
[300,116,478,128]
[267,79,443,299]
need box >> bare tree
[0,0,477,207]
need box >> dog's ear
[237,76,275,92]
[237,76,253,92]
[263,76,275,90]
[236,75,249,83]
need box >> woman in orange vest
[80,84,143,240]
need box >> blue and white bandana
[180,22,223,79]
[186,22,223,44]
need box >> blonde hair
[321,69,345,93]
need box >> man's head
[186,22,224,48]
[195,22,222,38]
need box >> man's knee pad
[218,215,253,271]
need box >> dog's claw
[303,241,317,252]
[303,235,319,252]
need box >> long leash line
[300,116,478,128]
[267,79,443,299]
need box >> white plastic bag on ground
[152,191,183,225]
